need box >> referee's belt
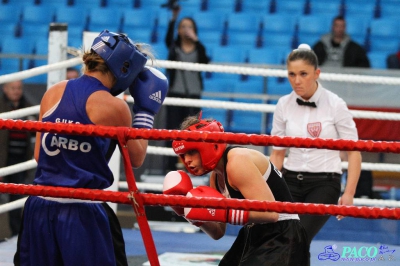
[282,169,341,181]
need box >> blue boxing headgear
[91,30,148,96]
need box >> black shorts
[219,220,309,266]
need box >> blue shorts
[14,196,128,266]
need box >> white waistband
[38,196,102,204]
[278,213,300,221]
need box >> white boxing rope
[2,98,400,121]
[2,155,400,180]
[2,57,400,86]
[0,106,40,119]
[151,60,400,85]
[0,198,27,213]
[0,57,82,85]
[0,159,37,177]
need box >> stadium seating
[275,0,306,16]
[87,7,123,33]
[0,0,398,90]
[20,5,55,25]
[0,5,23,23]
[238,0,269,13]
[54,6,89,29]
[308,0,341,16]
[368,51,391,69]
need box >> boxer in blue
[14,30,168,266]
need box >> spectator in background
[0,80,35,236]
[313,15,370,68]
[66,67,80,80]
[387,51,400,69]
[164,5,210,172]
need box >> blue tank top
[34,75,116,189]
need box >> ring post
[47,23,68,89]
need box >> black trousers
[283,173,341,246]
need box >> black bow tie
[296,98,317,108]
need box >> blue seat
[262,33,293,51]
[266,79,292,96]
[200,97,229,127]
[106,0,135,9]
[203,78,235,93]
[344,1,375,18]
[230,98,264,134]
[232,80,265,94]
[205,0,235,12]
[192,11,227,33]
[121,9,157,31]
[346,16,370,44]
[209,45,247,64]
[68,35,83,50]
[21,5,56,25]
[38,0,69,8]
[71,0,102,9]
[34,37,49,55]
[297,15,331,46]
[1,37,35,54]
[227,32,257,48]
[247,47,285,65]
[21,23,49,39]
[370,18,400,39]
[309,0,341,15]
[380,2,400,19]
[0,37,35,76]
[368,51,390,69]
[239,0,269,13]
[298,33,320,49]
[88,8,123,33]
[262,14,298,36]
[180,0,202,11]
[0,5,23,23]
[0,59,22,75]
[124,28,151,43]
[68,25,85,44]
[0,22,19,38]
[25,59,48,84]
[298,15,330,37]
[226,13,261,34]
[198,30,223,47]
[54,6,89,28]
[275,0,306,16]
[370,38,399,53]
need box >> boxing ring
[2,29,400,265]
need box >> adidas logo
[207,208,215,216]
[91,41,105,51]
[101,36,110,42]
[149,90,162,104]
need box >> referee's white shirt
[271,82,358,174]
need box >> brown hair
[180,113,213,130]
[287,46,319,69]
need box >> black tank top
[215,146,294,203]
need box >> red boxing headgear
[172,119,227,176]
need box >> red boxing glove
[163,170,193,216]
[184,186,249,226]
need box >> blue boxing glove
[129,66,168,128]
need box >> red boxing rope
[1,119,400,153]
[1,183,399,220]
